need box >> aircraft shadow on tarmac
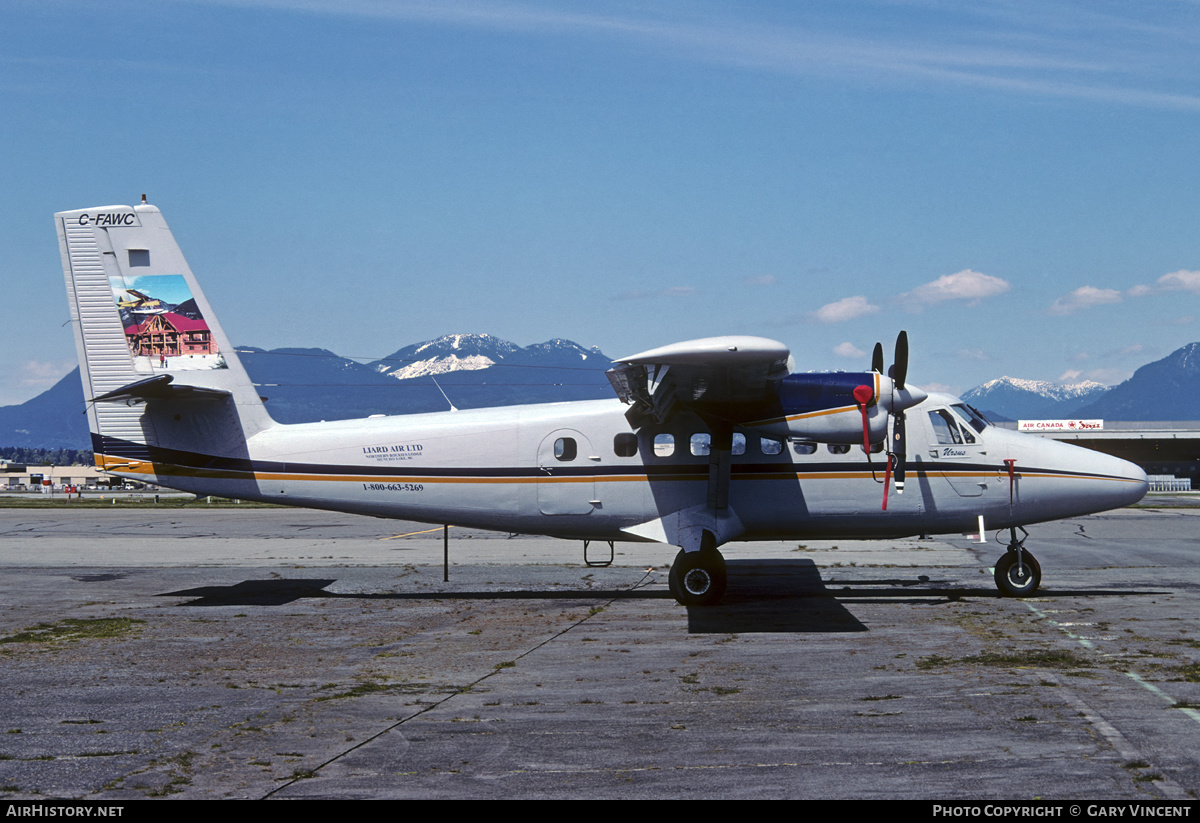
[156,559,1163,634]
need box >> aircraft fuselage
[99,393,1147,545]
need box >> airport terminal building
[1004,420,1200,491]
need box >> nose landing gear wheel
[994,549,1041,597]
[668,547,727,606]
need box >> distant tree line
[0,447,94,466]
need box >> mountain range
[3,336,1198,450]
[961,377,1110,421]
[963,342,1200,423]
[0,335,617,449]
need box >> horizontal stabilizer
[90,374,232,404]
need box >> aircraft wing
[606,336,791,426]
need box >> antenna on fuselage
[430,376,457,412]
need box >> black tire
[669,547,727,607]
[994,550,1041,597]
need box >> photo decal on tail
[110,273,227,372]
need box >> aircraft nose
[1082,447,1148,509]
[1022,437,1149,517]
[1109,454,1149,507]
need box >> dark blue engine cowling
[777,372,877,417]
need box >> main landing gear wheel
[994,549,1041,597]
[668,547,727,607]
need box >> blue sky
[4,0,1200,405]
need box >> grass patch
[0,618,143,645]
[1163,663,1200,682]
[917,650,1092,670]
[314,681,446,701]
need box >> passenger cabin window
[760,437,783,455]
[690,433,710,456]
[732,433,746,456]
[128,249,150,267]
[554,437,577,461]
[828,444,850,454]
[613,432,637,457]
[862,441,884,454]
[653,433,675,457]
[792,440,817,455]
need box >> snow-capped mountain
[963,342,1200,421]
[369,334,605,380]
[3,335,618,445]
[371,334,521,380]
[245,334,617,422]
[1075,342,1200,421]
[961,376,1110,421]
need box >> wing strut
[705,422,733,511]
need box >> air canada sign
[1018,419,1104,433]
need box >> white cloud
[1078,367,1132,387]
[898,270,1010,309]
[1046,285,1122,315]
[833,342,866,359]
[0,360,75,406]
[1128,269,1200,298]
[956,348,988,361]
[217,2,1200,112]
[1157,269,1200,294]
[811,295,879,324]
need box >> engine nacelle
[746,372,926,444]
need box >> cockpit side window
[928,409,965,445]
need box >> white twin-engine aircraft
[57,201,1148,606]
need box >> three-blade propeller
[872,331,911,510]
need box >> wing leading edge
[606,335,927,444]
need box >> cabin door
[923,408,993,498]
[537,429,597,515]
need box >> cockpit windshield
[951,404,989,434]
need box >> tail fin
[56,202,274,484]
